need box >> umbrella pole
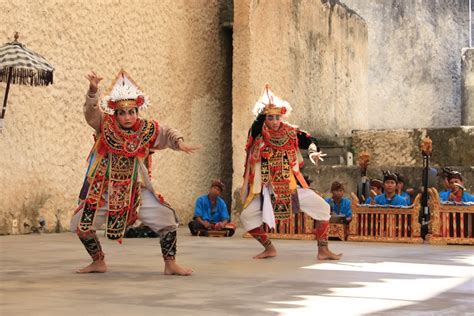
[1,67,13,119]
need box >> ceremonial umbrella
[0,32,54,119]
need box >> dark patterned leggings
[76,229,105,261]
[248,220,330,248]
[160,230,177,260]
[76,229,178,261]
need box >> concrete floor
[0,228,473,316]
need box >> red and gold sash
[260,124,299,219]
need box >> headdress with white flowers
[100,69,150,115]
[252,84,293,117]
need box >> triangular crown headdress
[100,69,150,115]
[252,84,293,117]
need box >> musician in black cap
[372,171,408,206]
[439,171,474,203]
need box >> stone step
[316,136,352,148]
[303,155,348,166]
[318,146,347,156]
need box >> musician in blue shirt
[373,171,408,206]
[364,178,383,204]
[325,181,352,223]
[439,172,474,203]
[188,179,235,236]
[395,173,412,205]
[438,167,454,201]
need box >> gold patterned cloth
[78,115,159,241]
[242,123,309,220]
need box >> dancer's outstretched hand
[309,151,327,165]
[178,142,201,154]
[85,71,103,94]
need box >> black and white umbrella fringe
[0,67,53,86]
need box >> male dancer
[240,85,341,260]
[70,70,198,275]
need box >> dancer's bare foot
[76,259,107,273]
[317,246,342,260]
[164,259,193,276]
[253,244,277,259]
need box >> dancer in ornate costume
[70,70,198,275]
[240,85,342,260]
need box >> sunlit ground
[1,231,473,315]
[268,255,474,315]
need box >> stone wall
[232,0,368,193]
[462,48,474,125]
[0,0,232,234]
[343,0,470,129]
[352,126,474,167]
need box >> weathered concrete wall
[343,0,469,129]
[352,129,426,167]
[462,48,474,125]
[232,0,368,193]
[0,0,232,234]
[352,126,474,168]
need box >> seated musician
[372,171,408,206]
[188,179,236,237]
[364,178,383,204]
[438,167,454,201]
[439,171,474,203]
[395,173,414,205]
[325,181,352,223]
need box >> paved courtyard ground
[1,228,473,315]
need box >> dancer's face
[265,115,282,131]
[116,108,138,129]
